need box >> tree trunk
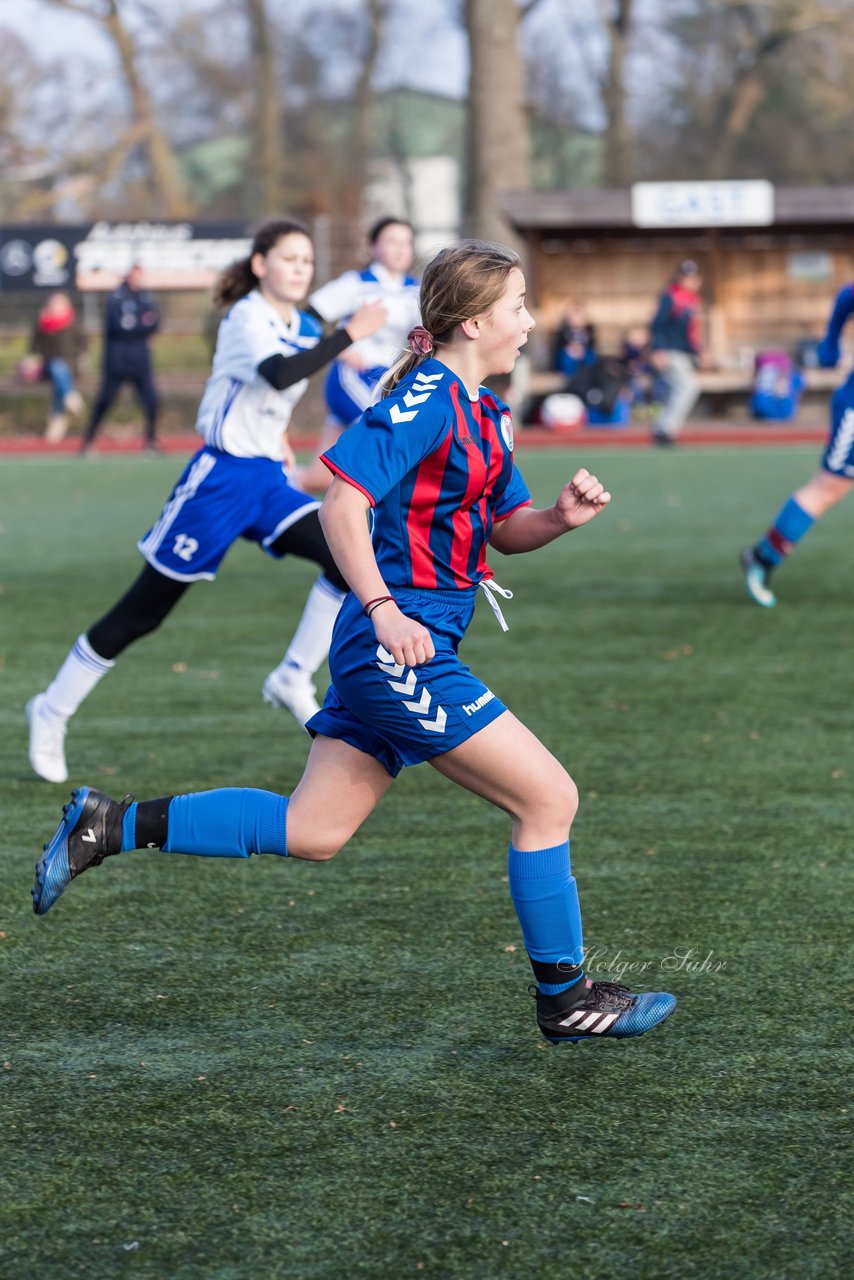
[465,0,529,247]
[46,0,191,216]
[602,0,634,187]
[245,0,284,216]
[708,72,767,177]
[102,1,191,216]
[339,0,384,220]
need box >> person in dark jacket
[29,291,88,443]
[82,265,161,453]
[553,302,597,379]
[649,259,703,445]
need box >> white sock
[43,633,115,722]
[273,577,345,681]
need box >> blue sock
[508,842,584,995]
[123,789,289,857]
[756,496,814,566]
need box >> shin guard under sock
[508,842,584,995]
[123,789,289,857]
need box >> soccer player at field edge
[741,281,854,607]
[27,219,387,782]
[298,216,420,492]
[33,240,677,1047]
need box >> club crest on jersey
[500,412,514,451]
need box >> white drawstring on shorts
[478,578,513,632]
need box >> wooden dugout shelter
[499,184,854,392]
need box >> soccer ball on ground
[539,392,586,432]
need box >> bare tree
[706,1,850,177]
[465,0,531,244]
[601,0,634,186]
[338,0,385,219]
[638,0,854,183]
[45,0,191,216]
[244,0,284,216]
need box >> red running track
[0,424,827,455]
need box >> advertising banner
[0,221,252,291]
[631,181,775,229]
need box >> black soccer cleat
[32,786,130,916]
[535,976,676,1044]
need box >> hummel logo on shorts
[461,690,495,717]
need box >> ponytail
[214,257,258,309]
[385,349,424,391]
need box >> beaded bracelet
[366,596,396,616]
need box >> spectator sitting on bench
[619,324,668,413]
[553,303,597,379]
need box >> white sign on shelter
[631,181,775,228]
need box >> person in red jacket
[28,291,88,443]
[649,260,703,445]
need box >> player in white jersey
[299,217,421,491]
[27,219,386,784]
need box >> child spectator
[28,291,87,443]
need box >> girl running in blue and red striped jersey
[33,240,676,1047]
[742,282,854,607]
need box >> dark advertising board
[0,221,252,291]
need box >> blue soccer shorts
[821,378,854,478]
[323,362,386,429]
[307,586,508,777]
[137,447,319,581]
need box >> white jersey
[309,261,420,371]
[195,290,323,461]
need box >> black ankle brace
[134,797,173,850]
[527,955,584,987]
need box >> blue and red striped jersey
[322,357,531,590]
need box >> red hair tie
[407,326,434,356]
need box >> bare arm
[489,468,611,555]
[318,477,435,667]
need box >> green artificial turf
[1,448,851,1279]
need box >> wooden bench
[518,366,839,397]
[510,363,841,416]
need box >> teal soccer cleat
[741,547,777,608]
[535,978,677,1044]
[33,786,128,916]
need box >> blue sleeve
[817,285,854,368]
[493,460,531,521]
[323,396,451,506]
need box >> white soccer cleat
[262,669,321,729]
[26,693,69,783]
